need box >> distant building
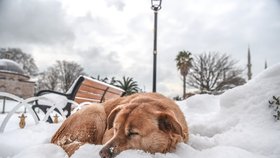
[0,59,35,98]
[247,47,252,80]
[265,60,268,69]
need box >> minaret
[247,46,252,80]
[265,60,268,69]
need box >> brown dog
[51,93,188,157]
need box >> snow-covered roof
[0,59,24,75]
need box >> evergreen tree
[92,75,109,83]
[175,50,193,99]
[92,75,117,86]
[116,76,139,96]
[268,96,280,121]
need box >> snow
[12,144,67,158]
[37,93,69,109]
[1,63,280,158]
[0,59,24,74]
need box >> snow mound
[179,63,280,158]
[12,144,67,158]
[0,63,280,158]
[0,122,61,157]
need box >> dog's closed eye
[127,130,139,138]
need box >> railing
[0,92,90,133]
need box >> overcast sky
[0,0,279,97]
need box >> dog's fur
[51,93,188,157]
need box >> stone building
[0,59,35,98]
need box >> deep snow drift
[0,63,280,158]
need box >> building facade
[0,59,35,98]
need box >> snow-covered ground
[1,63,280,158]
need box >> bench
[32,76,124,122]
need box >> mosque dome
[0,59,25,75]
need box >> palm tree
[116,76,139,96]
[92,75,109,83]
[175,50,193,99]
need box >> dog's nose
[99,147,112,158]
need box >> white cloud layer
[0,0,279,96]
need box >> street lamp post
[151,0,162,92]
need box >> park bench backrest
[73,76,124,103]
[32,76,124,123]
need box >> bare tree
[56,60,86,92]
[188,52,246,94]
[37,60,86,93]
[0,48,38,75]
[36,67,60,91]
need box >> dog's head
[99,101,184,158]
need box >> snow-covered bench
[32,76,124,123]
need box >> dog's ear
[107,106,122,130]
[157,112,183,136]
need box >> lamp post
[151,0,162,92]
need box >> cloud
[75,47,124,78]
[105,0,125,11]
[0,0,279,97]
[0,0,74,45]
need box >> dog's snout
[99,146,113,158]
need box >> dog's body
[51,93,188,157]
